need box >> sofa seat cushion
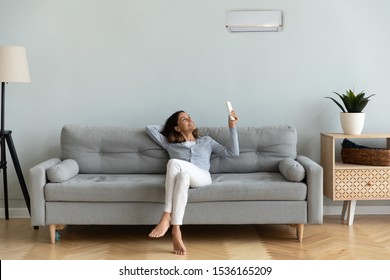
[45,174,166,203]
[44,173,307,203]
[202,173,307,202]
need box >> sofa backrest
[199,126,297,173]
[61,125,297,174]
[61,125,169,174]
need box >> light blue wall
[1,0,390,211]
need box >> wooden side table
[321,132,390,225]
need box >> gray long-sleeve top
[145,125,239,171]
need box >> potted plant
[326,89,374,134]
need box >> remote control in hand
[226,101,235,121]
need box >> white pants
[164,159,212,225]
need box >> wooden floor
[1,215,390,260]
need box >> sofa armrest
[297,155,323,224]
[28,158,61,226]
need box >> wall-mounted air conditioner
[226,10,283,32]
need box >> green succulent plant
[326,89,374,113]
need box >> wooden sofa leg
[49,225,56,244]
[49,224,66,244]
[291,224,304,242]
[297,224,304,242]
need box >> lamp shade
[0,45,31,83]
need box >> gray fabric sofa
[28,124,323,244]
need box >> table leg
[347,200,357,226]
[341,200,356,225]
[341,201,349,221]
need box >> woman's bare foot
[149,212,171,238]
[172,225,187,255]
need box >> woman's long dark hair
[161,110,199,143]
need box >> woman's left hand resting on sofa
[145,110,239,255]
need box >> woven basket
[341,147,390,166]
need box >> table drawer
[334,169,390,200]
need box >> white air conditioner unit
[226,10,282,32]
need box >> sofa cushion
[199,126,298,173]
[60,125,297,174]
[61,125,169,174]
[44,173,307,203]
[278,158,306,182]
[47,159,79,183]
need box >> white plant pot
[340,112,365,135]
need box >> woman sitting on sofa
[145,110,239,255]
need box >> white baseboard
[0,208,30,218]
[1,206,390,219]
[324,205,390,215]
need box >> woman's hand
[228,111,239,128]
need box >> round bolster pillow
[278,158,306,182]
[47,159,79,183]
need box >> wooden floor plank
[1,215,390,260]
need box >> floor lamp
[0,45,31,219]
